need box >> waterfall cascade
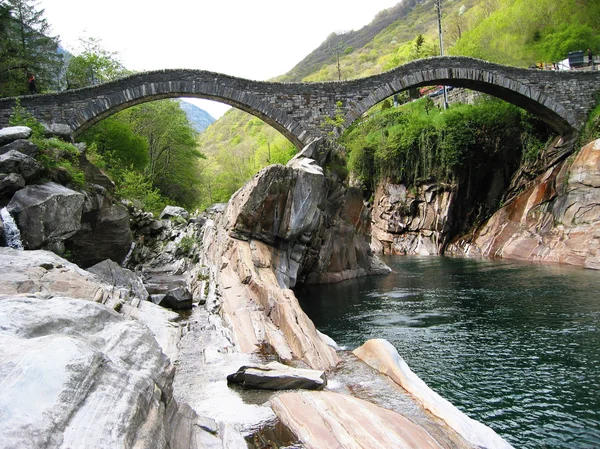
[0,207,24,250]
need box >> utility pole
[436,0,449,110]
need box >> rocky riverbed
[0,126,515,448]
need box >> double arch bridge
[1,56,599,149]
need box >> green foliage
[115,169,168,215]
[450,0,600,66]
[0,0,63,96]
[8,98,45,137]
[65,36,127,89]
[579,102,600,146]
[81,99,205,211]
[341,97,550,190]
[178,236,195,254]
[196,108,297,208]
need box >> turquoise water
[296,256,600,448]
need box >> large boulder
[271,390,446,449]
[44,122,73,141]
[155,286,193,310]
[7,182,84,249]
[160,205,189,220]
[226,160,326,244]
[0,126,31,146]
[87,259,149,301]
[66,195,132,267]
[227,362,327,390]
[0,149,42,181]
[0,138,39,158]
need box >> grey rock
[0,126,32,146]
[66,199,132,268]
[79,152,115,191]
[44,122,73,142]
[227,361,327,390]
[87,259,149,301]
[160,205,189,220]
[0,172,25,198]
[0,139,39,157]
[7,182,84,249]
[157,286,193,310]
[0,149,42,181]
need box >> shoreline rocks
[353,339,515,449]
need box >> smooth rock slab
[353,339,515,449]
[0,295,171,449]
[271,390,445,449]
[227,361,327,390]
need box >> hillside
[179,100,215,133]
[197,0,600,208]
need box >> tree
[65,37,126,89]
[0,0,62,96]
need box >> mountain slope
[179,100,215,133]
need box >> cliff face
[370,137,600,270]
[447,138,600,269]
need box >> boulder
[353,339,514,449]
[43,122,73,141]
[271,390,446,449]
[0,126,31,146]
[226,161,325,244]
[160,205,189,220]
[0,172,25,199]
[87,259,149,301]
[155,286,193,310]
[7,182,84,249]
[227,362,327,390]
[66,198,132,267]
[0,149,42,181]
[0,138,39,157]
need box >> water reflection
[296,255,600,449]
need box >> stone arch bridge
[1,56,599,149]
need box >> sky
[38,0,402,118]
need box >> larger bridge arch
[1,57,599,148]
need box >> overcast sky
[39,0,401,118]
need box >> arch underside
[71,91,312,150]
[346,76,575,136]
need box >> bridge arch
[338,57,596,136]
[0,70,316,149]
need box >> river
[296,255,600,449]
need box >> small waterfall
[1,207,24,250]
[121,242,136,267]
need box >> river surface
[296,255,600,449]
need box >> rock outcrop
[271,390,446,449]
[447,138,600,269]
[353,339,514,449]
[371,181,455,255]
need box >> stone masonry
[1,56,599,148]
